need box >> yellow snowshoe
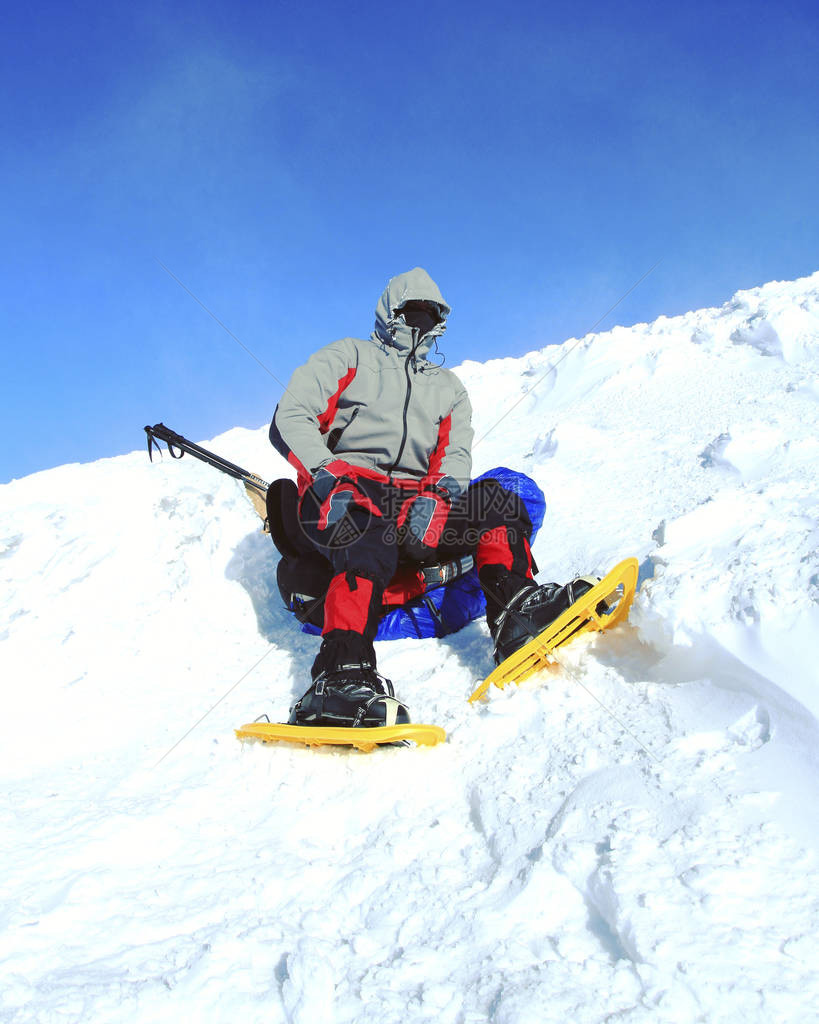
[469,557,638,703]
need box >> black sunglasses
[399,300,441,318]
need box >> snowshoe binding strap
[289,665,410,728]
[566,575,605,607]
[489,576,604,665]
[352,691,406,728]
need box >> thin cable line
[153,645,277,768]
[155,258,288,388]
[478,577,661,762]
[473,258,663,448]
[151,547,339,767]
[550,647,662,762]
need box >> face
[398,300,442,336]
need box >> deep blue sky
[2,0,817,483]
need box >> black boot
[289,633,410,727]
[484,574,601,665]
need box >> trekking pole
[144,423,269,497]
[144,422,271,526]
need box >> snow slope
[2,272,819,1023]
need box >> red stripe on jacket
[425,412,452,484]
[318,368,357,435]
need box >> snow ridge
[1,271,818,1022]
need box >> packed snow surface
[2,272,819,1023]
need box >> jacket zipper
[387,340,419,480]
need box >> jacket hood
[371,267,451,356]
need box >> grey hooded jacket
[270,268,473,495]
